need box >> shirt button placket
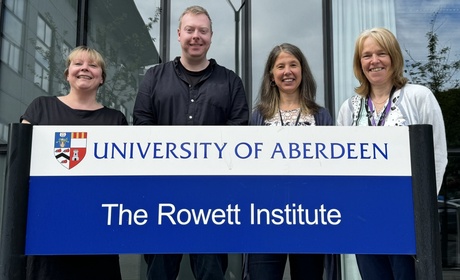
[188,88,196,125]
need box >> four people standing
[18,4,447,280]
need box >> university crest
[54,132,87,169]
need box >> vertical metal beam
[322,0,335,119]
[76,0,89,46]
[0,144,7,245]
[234,9,240,76]
[322,3,339,267]
[226,0,246,77]
[160,0,170,63]
[241,0,252,110]
[0,0,4,78]
[409,124,443,280]
[0,124,33,280]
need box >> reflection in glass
[87,0,160,123]
[3,9,23,45]
[5,0,25,19]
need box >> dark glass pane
[87,0,161,124]
[0,0,78,143]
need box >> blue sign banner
[26,175,415,255]
[26,126,416,255]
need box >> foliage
[88,5,161,107]
[30,7,162,110]
[146,7,162,40]
[404,12,460,94]
[404,11,459,148]
[28,12,70,94]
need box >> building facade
[1,0,459,279]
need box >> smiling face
[178,12,213,62]
[360,37,393,88]
[272,51,302,96]
[66,51,104,91]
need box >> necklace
[371,98,388,105]
[279,108,301,126]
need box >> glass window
[395,1,460,92]
[37,16,52,48]
[33,62,49,92]
[252,0,325,106]
[87,0,160,124]
[1,38,21,72]
[35,38,50,69]
[440,155,460,269]
[57,43,72,95]
[332,0,397,114]
[0,123,8,143]
[34,16,52,92]
[2,8,24,73]
[3,9,23,46]
[0,0,78,144]
[169,1,236,69]
[5,0,25,19]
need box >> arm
[20,97,43,125]
[226,76,249,126]
[314,107,333,126]
[249,110,263,126]
[133,68,157,125]
[419,88,448,194]
[336,98,353,126]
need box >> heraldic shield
[54,132,87,169]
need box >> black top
[21,96,128,125]
[22,95,126,280]
[133,57,249,125]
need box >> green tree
[30,7,162,110]
[29,12,70,94]
[404,12,460,148]
[405,12,460,93]
[93,6,162,107]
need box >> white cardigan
[337,83,448,194]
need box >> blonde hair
[353,27,407,96]
[64,46,106,86]
[178,5,213,32]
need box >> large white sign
[30,126,412,176]
[26,126,415,255]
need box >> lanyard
[366,86,396,126]
[279,108,301,126]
